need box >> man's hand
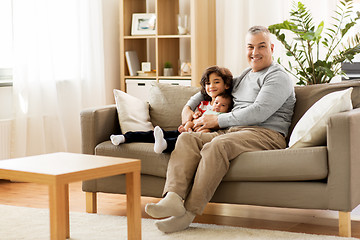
[193,114,220,132]
[181,106,194,125]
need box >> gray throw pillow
[149,82,200,130]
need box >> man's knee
[202,137,229,155]
[208,135,236,148]
[177,132,194,142]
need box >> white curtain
[11,0,106,157]
[216,0,339,78]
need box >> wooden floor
[1,179,360,238]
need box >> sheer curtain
[216,0,338,77]
[11,0,106,157]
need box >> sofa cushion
[223,146,328,181]
[288,87,353,148]
[149,83,200,130]
[95,141,328,182]
[289,80,360,139]
[113,89,154,133]
[95,141,169,178]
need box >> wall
[102,0,120,105]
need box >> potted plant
[268,0,360,85]
[163,61,174,76]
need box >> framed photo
[131,13,156,35]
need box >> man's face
[246,32,274,72]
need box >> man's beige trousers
[163,126,286,215]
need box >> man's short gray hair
[248,26,270,35]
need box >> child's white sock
[110,134,125,146]
[145,192,185,218]
[155,211,196,233]
[153,126,167,153]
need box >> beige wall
[102,0,120,105]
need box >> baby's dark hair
[200,66,233,101]
[216,92,234,111]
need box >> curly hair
[199,66,233,101]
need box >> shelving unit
[119,0,216,92]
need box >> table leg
[126,170,141,240]
[49,183,69,240]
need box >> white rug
[0,204,357,240]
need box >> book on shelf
[125,51,140,76]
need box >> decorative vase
[163,68,174,76]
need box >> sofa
[81,80,360,237]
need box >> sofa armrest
[80,104,120,155]
[327,108,360,211]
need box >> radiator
[0,119,12,160]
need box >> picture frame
[131,13,156,35]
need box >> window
[0,0,13,86]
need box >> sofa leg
[339,211,351,237]
[86,192,97,213]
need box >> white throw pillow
[289,87,353,148]
[113,89,154,134]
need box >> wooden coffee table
[0,152,141,240]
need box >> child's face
[212,96,231,113]
[205,73,230,98]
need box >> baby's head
[212,92,233,113]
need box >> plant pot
[164,68,174,76]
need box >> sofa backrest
[288,80,360,139]
[148,80,360,135]
[149,83,200,130]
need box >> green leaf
[327,28,336,34]
[303,32,315,40]
[279,33,286,41]
[268,0,360,85]
[342,22,356,37]
[315,21,324,39]
[268,20,297,32]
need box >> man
[145,26,296,233]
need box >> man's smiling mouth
[251,56,262,61]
